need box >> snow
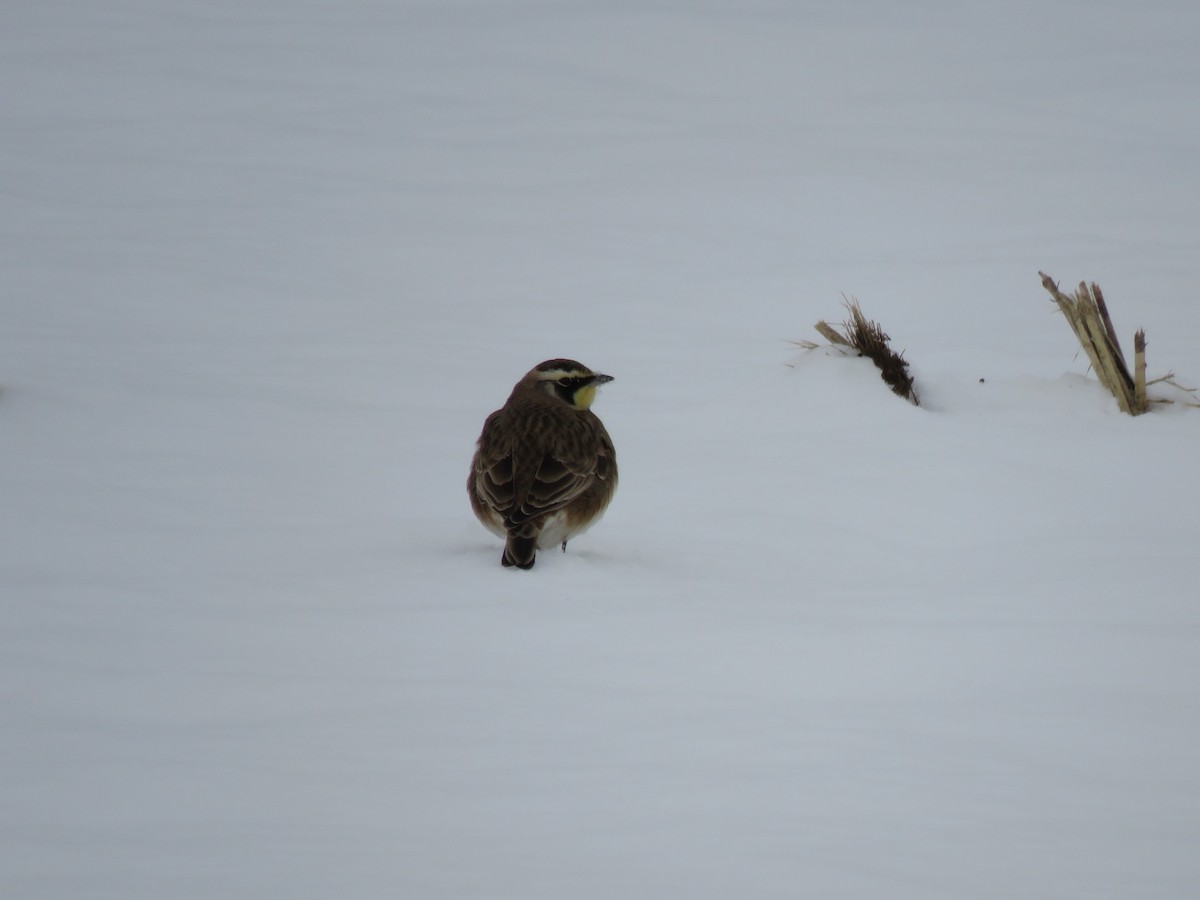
[3,1,1199,897]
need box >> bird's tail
[501,523,538,570]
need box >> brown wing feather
[471,410,516,514]
[475,403,600,526]
[507,454,592,525]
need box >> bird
[468,359,618,569]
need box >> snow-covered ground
[4,1,1199,897]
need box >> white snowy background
[3,1,1199,897]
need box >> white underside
[477,508,602,549]
[535,510,576,549]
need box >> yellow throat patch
[573,384,597,410]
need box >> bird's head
[526,359,614,410]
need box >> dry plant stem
[1093,282,1128,374]
[1039,271,1144,415]
[814,320,852,347]
[1133,329,1147,412]
[1081,287,1135,401]
[1146,372,1189,390]
[1040,273,1102,376]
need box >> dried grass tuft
[801,297,919,406]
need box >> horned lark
[468,359,618,569]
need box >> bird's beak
[591,373,614,385]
